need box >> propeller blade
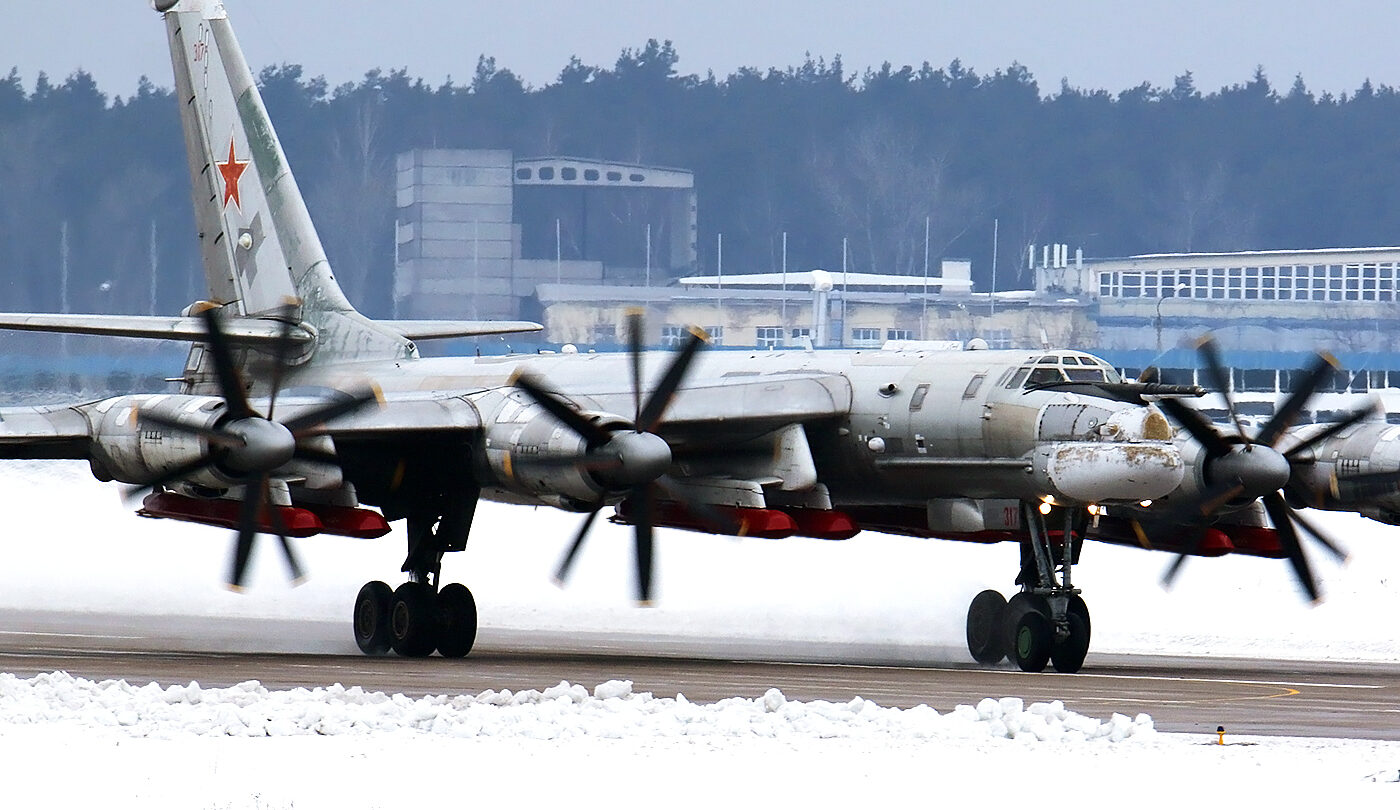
[1288,505,1349,564]
[198,307,257,421]
[265,300,301,420]
[511,372,613,446]
[1261,492,1320,603]
[1196,336,1248,442]
[632,485,655,604]
[1155,479,1244,587]
[281,387,381,435]
[1255,353,1342,448]
[627,308,644,425]
[121,453,218,504]
[1160,526,1205,588]
[637,326,708,433]
[1283,402,1379,459]
[1156,397,1232,458]
[137,410,245,448]
[260,482,306,583]
[553,505,602,585]
[228,479,263,590]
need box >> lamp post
[1155,283,1189,354]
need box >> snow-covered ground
[1,460,1399,805]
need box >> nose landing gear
[964,502,1093,673]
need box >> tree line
[3,45,1400,320]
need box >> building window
[705,326,724,346]
[661,325,685,348]
[986,329,1013,349]
[886,328,914,342]
[790,327,812,341]
[756,326,784,348]
[851,327,881,347]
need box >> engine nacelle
[87,394,231,487]
[481,402,631,506]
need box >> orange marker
[1217,725,1225,745]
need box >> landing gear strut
[963,502,1093,673]
[352,511,479,658]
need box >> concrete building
[394,149,696,322]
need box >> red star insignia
[216,135,249,210]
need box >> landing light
[1139,499,1153,508]
[1038,501,1053,515]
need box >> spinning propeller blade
[521,313,711,602]
[1154,339,1356,601]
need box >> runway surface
[1,610,1396,741]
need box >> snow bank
[0,671,1154,744]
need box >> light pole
[1155,283,1189,354]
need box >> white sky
[5,1,1400,98]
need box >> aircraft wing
[377,320,543,339]
[0,404,91,459]
[0,313,309,348]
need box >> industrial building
[393,149,696,322]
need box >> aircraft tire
[1050,612,1090,673]
[1068,594,1091,641]
[435,583,478,659]
[1003,593,1052,673]
[352,580,394,655]
[966,589,1008,664]
[390,582,438,658]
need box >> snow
[1,460,1400,805]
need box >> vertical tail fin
[159,1,412,361]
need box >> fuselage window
[963,374,985,399]
[909,383,930,411]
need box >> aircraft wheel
[1003,593,1052,673]
[435,583,478,659]
[1068,594,1091,641]
[390,582,438,658]
[352,580,393,655]
[1051,612,1090,674]
[965,589,1007,664]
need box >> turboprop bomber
[0,0,1334,674]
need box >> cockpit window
[1035,356,1057,365]
[1065,367,1107,382]
[1007,367,1031,388]
[1026,367,1067,385]
[1061,356,1080,365]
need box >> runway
[1,610,1396,741]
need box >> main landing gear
[353,513,478,658]
[965,502,1092,674]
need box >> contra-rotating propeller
[1149,336,1373,601]
[125,303,380,590]
[510,311,727,603]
